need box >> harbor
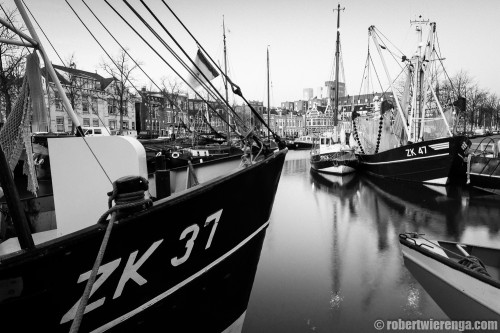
[1,1,500,332]
[243,148,500,332]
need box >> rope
[402,233,491,278]
[70,177,152,333]
[458,256,491,277]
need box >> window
[92,97,98,114]
[54,91,63,111]
[132,122,135,130]
[109,120,116,130]
[82,96,89,114]
[83,118,90,127]
[93,119,99,127]
[108,98,116,114]
[122,121,129,129]
[56,116,65,132]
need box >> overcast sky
[9,0,500,107]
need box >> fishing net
[0,53,47,196]
[420,107,453,140]
[354,110,401,154]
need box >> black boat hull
[356,136,470,185]
[292,142,313,150]
[0,149,287,333]
[310,151,358,174]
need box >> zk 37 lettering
[61,209,223,324]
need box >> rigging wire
[103,0,238,135]
[435,32,458,99]
[20,0,65,63]
[125,0,241,135]
[79,0,188,124]
[160,0,281,141]
[136,0,241,125]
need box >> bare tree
[0,7,28,121]
[160,76,186,137]
[100,49,138,134]
[63,54,85,134]
[466,84,488,131]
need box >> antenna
[410,15,430,56]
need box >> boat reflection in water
[243,151,500,332]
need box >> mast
[223,16,230,145]
[333,4,344,127]
[267,45,270,142]
[14,0,85,136]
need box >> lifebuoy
[172,152,180,158]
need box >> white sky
[8,0,500,107]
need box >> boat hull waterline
[356,136,470,185]
[0,149,287,333]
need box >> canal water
[242,149,500,333]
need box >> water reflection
[243,151,500,333]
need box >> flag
[189,49,219,89]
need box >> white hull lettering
[171,224,200,266]
[113,239,164,299]
[204,209,223,249]
[61,259,121,324]
[62,209,223,325]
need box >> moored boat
[357,136,469,185]
[399,233,500,323]
[0,2,287,332]
[309,5,357,176]
[353,21,470,185]
[466,137,500,195]
[310,132,357,174]
[292,135,315,150]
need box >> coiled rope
[70,176,152,333]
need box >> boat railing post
[456,244,470,257]
[155,155,170,199]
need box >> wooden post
[154,155,170,199]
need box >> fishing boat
[466,137,500,195]
[399,233,500,323]
[0,2,287,333]
[310,131,357,174]
[353,20,470,185]
[310,4,357,175]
